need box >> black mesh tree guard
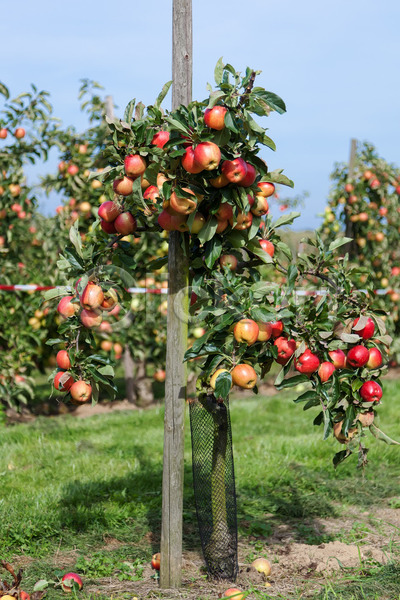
[189,394,238,580]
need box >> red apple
[231,364,257,389]
[221,158,248,183]
[143,185,160,202]
[20,591,30,600]
[251,195,269,216]
[157,210,174,231]
[346,345,370,368]
[54,371,74,392]
[391,267,400,276]
[270,321,284,337]
[113,176,134,196]
[11,202,22,212]
[153,370,166,383]
[14,127,25,139]
[169,188,197,215]
[257,181,275,198]
[216,219,228,233]
[0,128,7,139]
[56,350,71,370]
[81,282,104,310]
[367,347,383,369]
[204,105,227,130]
[238,163,257,187]
[223,588,245,600]
[101,288,118,311]
[229,211,253,230]
[114,212,137,234]
[220,254,238,271]
[328,349,346,369]
[70,381,92,404]
[67,164,79,176]
[344,183,354,193]
[360,380,382,403]
[234,319,259,345]
[257,322,273,342]
[363,170,373,180]
[318,361,336,382]
[124,154,146,178]
[181,147,203,174]
[151,130,170,148]
[353,317,375,340]
[193,142,221,171]
[80,309,102,328]
[100,219,118,234]
[61,572,83,593]
[295,349,320,374]
[57,296,78,319]
[274,336,296,365]
[370,178,380,189]
[151,552,161,570]
[98,201,121,222]
[216,202,233,221]
[259,239,275,257]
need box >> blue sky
[3,0,400,230]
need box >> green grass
[1,379,400,598]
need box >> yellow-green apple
[153,369,166,383]
[358,411,375,426]
[210,368,232,390]
[0,128,7,139]
[360,380,382,402]
[56,350,71,370]
[190,212,206,233]
[353,317,375,339]
[366,347,382,369]
[231,364,257,389]
[193,327,206,339]
[251,558,271,576]
[100,219,117,234]
[346,345,369,368]
[151,552,161,570]
[229,211,253,230]
[221,158,248,183]
[193,142,221,171]
[257,181,275,197]
[14,127,25,139]
[61,572,83,593]
[238,163,257,187]
[80,309,102,328]
[79,201,91,214]
[9,185,21,196]
[220,254,238,271]
[223,588,245,600]
[114,212,137,234]
[216,202,233,221]
[124,154,146,178]
[295,349,320,374]
[151,130,170,148]
[54,371,74,391]
[210,173,229,188]
[113,176,134,196]
[259,239,274,257]
[257,322,272,342]
[57,296,79,319]
[169,188,197,215]
[70,381,92,404]
[204,105,227,130]
[81,282,104,310]
[274,336,296,365]
[98,200,121,222]
[181,147,203,173]
[251,195,269,216]
[318,361,335,382]
[234,319,259,345]
[328,349,346,368]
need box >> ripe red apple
[54,371,74,392]
[98,200,121,222]
[251,558,271,576]
[100,219,118,234]
[181,147,203,174]
[391,267,400,276]
[251,195,269,216]
[18,210,26,219]
[234,319,259,345]
[346,345,370,368]
[229,211,253,230]
[151,552,161,570]
[20,591,30,600]
[220,254,238,271]
[193,142,221,171]
[114,212,137,234]
[238,163,257,187]
[353,317,375,340]
[231,364,257,389]
[204,105,227,130]
[257,181,275,198]
[370,178,380,189]
[259,239,275,257]
[328,349,346,369]
[257,322,272,342]
[153,370,166,383]
[344,183,354,193]
[11,202,22,212]
[0,128,7,139]
[80,309,102,328]
[295,349,320,374]
[143,185,160,202]
[56,350,71,370]
[363,170,373,180]
[61,572,83,593]
[67,164,79,176]
[360,380,382,403]
[151,130,170,148]
[124,154,146,178]
[70,381,92,404]
[169,188,197,215]
[270,321,284,337]
[157,210,174,231]
[216,203,233,221]
[81,282,104,310]
[113,176,134,196]
[57,296,78,319]
[221,158,248,183]
[223,588,245,600]
[274,336,296,365]
[366,347,383,369]
[318,361,336,382]
[14,127,25,139]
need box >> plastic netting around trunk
[189,395,238,580]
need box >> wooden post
[160,0,192,589]
[344,138,357,258]
[105,95,114,120]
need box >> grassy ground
[0,379,400,599]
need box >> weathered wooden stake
[344,138,358,258]
[160,0,192,589]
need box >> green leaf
[124,99,136,123]
[204,237,222,269]
[208,90,225,108]
[250,307,276,322]
[166,116,191,135]
[98,365,115,377]
[33,579,50,591]
[43,287,70,301]
[262,170,294,188]
[197,217,218,244]
[328,237,353,252]
[333,449,351,468]
[0,82,10,99]
[224,111,239,133]
[271,212,301,229]
[214,57,224,85]
[45,338,65,346]
[69,222,83,258]
[293,389,319,403]
[214,371,232,400]
[155,80,172,108]
[252,89,286,114]
[247,239,273,263]
[323,409,332,440]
